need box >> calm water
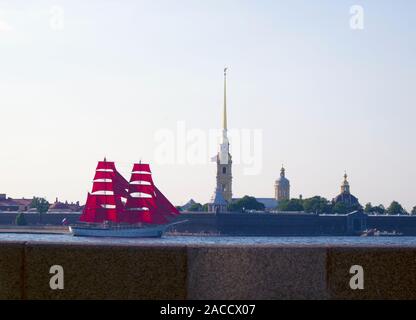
[1,233,416,246]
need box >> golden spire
[341,171,350,194]
[223,67,228,131]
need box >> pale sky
[0,0,415,210]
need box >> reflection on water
[1,233,416,246]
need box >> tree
[15,212,27,226]
[187,203,203,212]
[30,197,50,223]
[332,202,348,215]
[277,199,303,212]
[303,196,332,214]
[411,206,416,216]
[228,196,265,212]
[373,204,386,215]
[364,203,373,214]
[387,201,405,215]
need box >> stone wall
[2,211,416,235]
[0,242,415,299]
[0,212,81,225]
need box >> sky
[0,0,415,210]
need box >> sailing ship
[69,159,181,238]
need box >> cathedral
[275,166,290,201]
[333,172,360,207]
[207,68,291,213]
[208,68,233,213]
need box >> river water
[1,234,416,246]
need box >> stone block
[24,243,187,300]
[327,247,416,299]
[187,245,328,300]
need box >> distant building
[255,198,278,211]
[232,198,278,211]
[48,198,82,213]
[213,68,233,203]
[275,166,290,201]
[0,194,32,212]
[208,187,228,213]
[181,199,197,211]
[333,173,360,207]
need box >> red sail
[124,163,179,225]
[130,173,154,184]
[94,168,129,198]
[97,161,116,171]
[93,171,114,180]
[92,181,116,193]
[81,160,180,225]
[154,186,180,219]
[80,193,107,223]
[128,184,155,195]
[132,163,151,173]
[79,160,128,223]
[126,197,156,208]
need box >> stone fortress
[207,68,359,213]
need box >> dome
[334,172,360,206]
[334,193,360,206]
[276,167,290,185]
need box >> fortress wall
[0,212,81,225]
[1,242,416,299]
[0,212,416,236]
[2,212,416,235]
[367,216,416,235]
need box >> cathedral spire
[223,67,228,131]
[341,171,350,194]
[215,67,232,203]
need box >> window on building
[222,167,226,174]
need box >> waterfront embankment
[0,226,69,234]
[0,240,416,299]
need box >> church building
[275,166,290,201]
[333,172,360,207]
[208,68,233,213]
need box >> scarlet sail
[80,160,128,223]
[124,163,179,225]
[80,160,179,226]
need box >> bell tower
[216,67,233,203]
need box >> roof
[232,197,278,210]
[334,192,360,206]
[181,199,197,210]
[255,198,278,210]
[49,202,71,210]
[211,188,228,206]
[0,197,33,210]
[11,198,32,206]
[275,176,290,185]
[0,200,19,207]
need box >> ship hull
[69,224,166,238]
